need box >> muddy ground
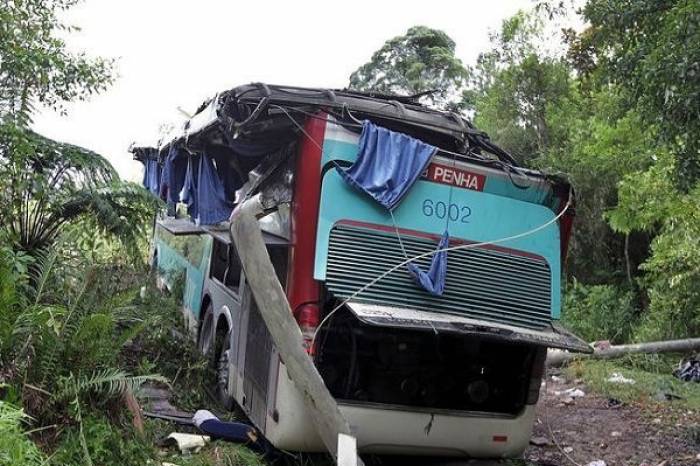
[523,375,700,466]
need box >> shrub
[561,281,637,343]
[50,415,154,466]
[608,154,700,341]
[0,401,45,466]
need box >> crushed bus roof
[131,82,525,170]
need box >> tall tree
[0,0,114,120]
[580,0,700,185]
[0,0,157,256]
[0,124,158,254]
[467,10,572,162]
[349,26,470,110]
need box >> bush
[50,415,154,466]
[0,401,45,466]
[608,154,700,341]
[562,281,637,343]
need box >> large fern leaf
[55,369,169,401]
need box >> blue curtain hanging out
[179,155,199,221]
[160,145,188,204]
[337,120,450,296]
[336,120,437,210]
[195,152,233,225]
[142,158,161,195]
[407,230,449,296]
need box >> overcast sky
[32,0,537,182]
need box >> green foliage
[349,26,470,110]
[608,153,700,340]
[582,0,700,183]
[468,10,572,162]
[0,121,160,257]
[567,358,700,412]
[54,369,167,403]
[0,0,156,260]
[539,87,654,282]
[125,283,210,410]
[0,401,45,466]
[50,415,154,466]
[0,0,115,119]
[562,281,637,344]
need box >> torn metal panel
[344,301,592,353]
[157,218,204,235]
[234,143,295,205]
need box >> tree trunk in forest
[624,233,633,287]
[546,337,700,367]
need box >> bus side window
[225,247,242,293]
[210,239,228,283]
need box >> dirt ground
[523,374,700,466]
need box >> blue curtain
[142,159,161,195]
[336,120,437,210]
[179,155,199,220]
[195,153,233,225]
[407,230,449,296]
[336,120,449,296]
[160,145,188,204]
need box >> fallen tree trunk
[230,195,363,466]
[546,337,700,367]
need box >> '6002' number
[422,199,471,223]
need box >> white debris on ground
[551,375,566,384]
[607,372,636,384]
[165,433,210,454]
[555,387,586,398]
[586,461,606,466]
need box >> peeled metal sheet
[158,218,204,235]
[345,301,592,353]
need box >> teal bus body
[153,225,212,319]
[315,124,562,320]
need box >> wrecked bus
[132,84,590,458]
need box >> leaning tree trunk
[546,337,700,367]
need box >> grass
[565,353,700,413]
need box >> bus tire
[214,331,235,410]
[197,304,214,356]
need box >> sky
[32,0,537,182]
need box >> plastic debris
[165,433,210,453]
[555,388,585,398]
[551,375,566,383]
[530,436,551,447]
[674,359,700,382]
[586,461,606,466]
[607,372,636,384]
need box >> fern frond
[29,246,61,305]
[55,369,168,401]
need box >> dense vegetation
[352,0,700,344]
[1,0,698,464]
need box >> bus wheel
[215,333,234,410]
[197,305,214,356]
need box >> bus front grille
[325,224,552,330]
